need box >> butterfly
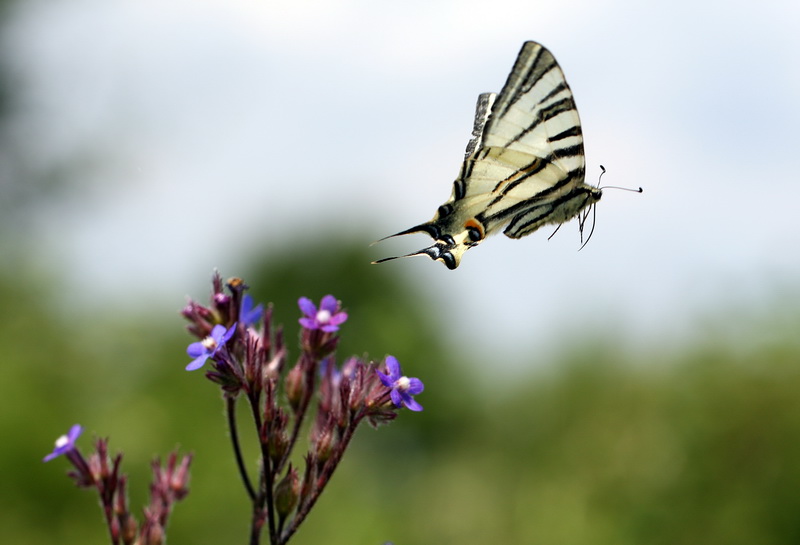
[374,41,603,270]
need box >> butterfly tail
[372,241,460,270]
[370,222,440,246]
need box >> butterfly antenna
[599,185,643,193]
[596,165,643,193]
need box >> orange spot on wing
[464,218,485,239]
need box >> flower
[298,295,348,333]
[186,323,236,371]
[376,356,424,411]
[239,294,263,326]
[43,424,82,462]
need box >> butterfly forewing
[374,41,601,269]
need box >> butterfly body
[376,41,600,269]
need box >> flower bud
[141,521,164,545]
[285,365,305,412]
[269,429,289,467]
[169,453,193,500]
[121,514,138,545]
[274,467,300,520]
[313,426,334,464]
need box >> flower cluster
[177,273,424,544]
[43,425,192,545]
[45,272,424,545]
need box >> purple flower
[376,356,424,412]
[186,323,236,371]
[239,294,263,326]
[43,424,82,462]
[298,295,348,333]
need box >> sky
[2,0,800,371]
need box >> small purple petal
[390,389,403,408]
[319,295,338,313]
[401,395,424,412]
[185,354,209,371]
[43,451,60,463]
[384,356,401,379]
[66,424,82,442]
[298,297,317,317]
[299,317,317,329]
[209,324,228,342]
[328,312,348,326]
[186,342,206,358]
[220,323,237,344]
[376,369,392,387]
[240,295,263,326]
[320,324,340,333]
[407,378,425,395]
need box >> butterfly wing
[475,41,593,239]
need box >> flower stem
[280,412,363,544]
[277,354,318,475]
[246,391,277,545]
[227,396,256,501]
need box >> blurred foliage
[3,3,799,543]
[3,241,800,545]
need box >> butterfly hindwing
[375,41,601,269]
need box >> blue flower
[376,356,424,411]
[298,295,348,333]
[239,294,264,326]
[186,323,236,371]
[43,424,82,462]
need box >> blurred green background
[3,1,800,544]
[5,245,800,545]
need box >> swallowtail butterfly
[375,41,603,269]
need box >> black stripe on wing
[485,157,547,206]
[506,93,581,149]
[477,166,587,226]
[490,42,557,120]
[479,139,585,209]
[502,183,600,239]
[550,125,582,143]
